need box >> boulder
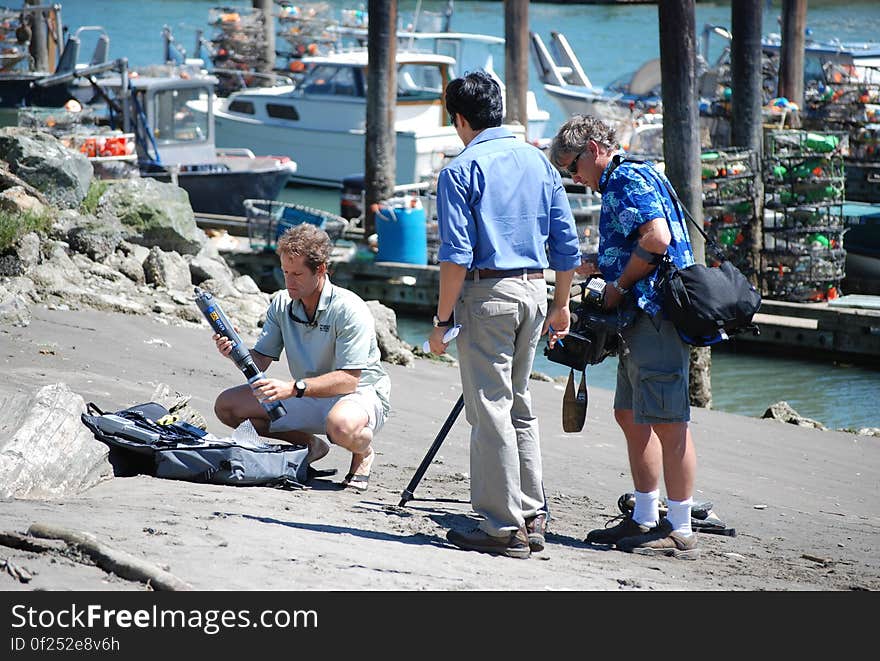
[16,231,41,271]
[97,178,204,255]
[189,253,235,285]
[0,279,32,326]
[366,300,415,366]
[761,401,827,430]
[0,185,47,215]
[143,247,192,292]
[0,383,113,499]
[0,127,92,209]
[67,222,124,262]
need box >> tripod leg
[398,394,464,507]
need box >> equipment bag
[655,172,762,347]
[81,402,311,489]
[657,256,762,346]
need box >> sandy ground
[0,305,878,591]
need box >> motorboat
[189,49,523,188]
[125,73,297,216]
[33,66,297,217]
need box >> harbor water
[56,0,879,429]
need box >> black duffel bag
[657,255,762,346]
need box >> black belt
[466,268,545,281]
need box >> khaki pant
[455,276,548,536]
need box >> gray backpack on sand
[82,402,313,489]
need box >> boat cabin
[124,74,219,168]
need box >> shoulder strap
[615,154,725,262]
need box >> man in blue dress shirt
[428,71,580,559]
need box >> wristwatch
[432,313,453,328]
[294,379,307,398]
[610,278,630,295]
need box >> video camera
[544,276,636,371]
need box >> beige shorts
[269,387,387,436]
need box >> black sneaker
[525,513,547,552]
[585,515,657,546]
[446,525,531,559]
[617,519,700,560]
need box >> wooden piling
[778,0,807,112]
[252,0,276,75]
[25,0,49,72]
[730,0,765,287]
[659,0,711,407]
[504,0,529,136]
[364,0,398,237]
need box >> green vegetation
[79,179,109,215]
[0,208,53,251]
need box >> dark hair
[444,70,502,130]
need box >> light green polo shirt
[253,279,391,415]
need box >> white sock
[667,498,693,535]
[632,489,659,527]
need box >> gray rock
[0,252,23,277]
[110,253,146,284]
[762,401,827,430]
[143,247,192,292]
[233,274,261,295]
[0,291,31,327]
[97,178,204,255]
[189,254,234,285]
[29,245,85,294]
[67,223,124,262]
[16,232,41,271]
[0,185,47,215]
[366,300,415,366]
[0,383,113,499]
[0,127,92,209]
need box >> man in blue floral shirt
[550,115,700,560]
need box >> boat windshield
[394,63,445,101]
[152,86,210,144]
[300,65,362,96]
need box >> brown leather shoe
[446,525,531,559]
[525,513,547,552]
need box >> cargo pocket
[637,368,688,421]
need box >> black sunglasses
[566,151,584,176]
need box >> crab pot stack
[700,148,759,277]
[207,5,271,95]
[275,2,338,73]
[761,129,848,302]
[801,63,880,203]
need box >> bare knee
[215,388,245,427]
[325,414,360,448]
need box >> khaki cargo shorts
[613,313,691,424]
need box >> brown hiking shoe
[585,515,656,546]
[617,519,701,560]
[525,513,547,552]
[446,525,531,559]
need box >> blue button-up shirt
[436,127,580,273]
[598,157,695,317]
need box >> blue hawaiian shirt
[597,157,695,317]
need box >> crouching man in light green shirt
[213,224,390,491]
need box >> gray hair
[549,115,618,168]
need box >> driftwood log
[27,523,192,591]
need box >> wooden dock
[731,298,880,365]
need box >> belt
[466,268,545,281]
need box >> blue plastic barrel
[375,201,427,265]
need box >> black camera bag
[631,159,761,346]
